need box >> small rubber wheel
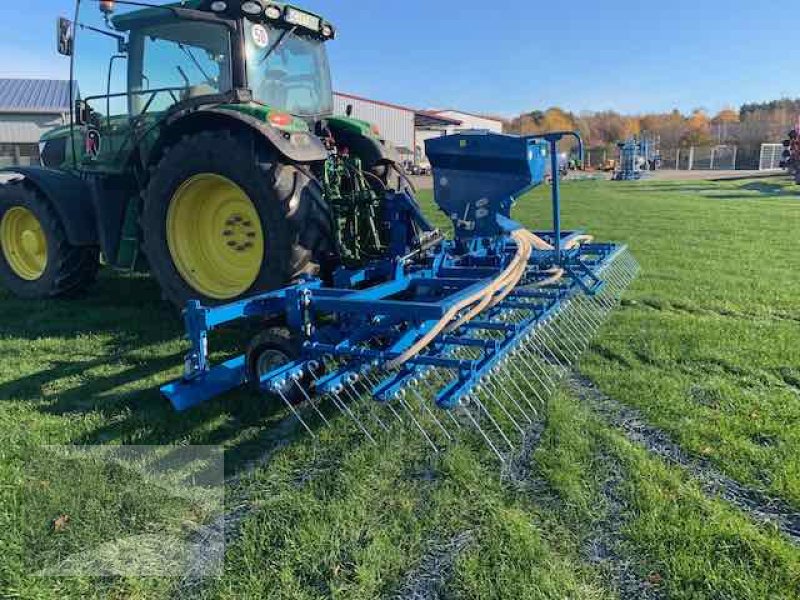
[0,180,98,299]
[246,327,307,405]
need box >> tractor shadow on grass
[0,269,297,479]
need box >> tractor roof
[112,1,328,33]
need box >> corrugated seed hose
[386,231,594,370]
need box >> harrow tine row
[272,249,639,463]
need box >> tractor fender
[0,167,97,247]
[324,119,401,168]
[156,108,329,165]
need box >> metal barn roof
[0,79,74,114]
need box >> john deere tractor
[0,0,410,306]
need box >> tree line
[504,100,800,167]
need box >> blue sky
[0,1,795,117]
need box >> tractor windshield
[245,21,333,118]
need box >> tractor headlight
[209,1,227,12]
[241,0,264,16]
[321,24,335,38]
[264,4,282,19]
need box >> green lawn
[1,176,799,599]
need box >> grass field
[1,176,799,599]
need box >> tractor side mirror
[57,17,74,57]
[74,100,92,127]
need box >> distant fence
[758,144,785,170]
[585,143,783,171]
[660,145,738,171]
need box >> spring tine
[494,373,535,423]
[410,387,453,442]
[385,401,404,424]
[332,391,376,444]
[505,359,547,413]
[559,310,590,352]
[575,297,601,331]
[514,344,556,392]
[483,380,525,435]
[534,325,570,369]
[502,360,538,417]
[399,396,439,452]
[544,320,578,365]
[276,388,315,438]
[550,317,583,361]
[343,383,390,433]
[444,408,463,430]
[492,377,533,426]
[460,403,505,463]
[473,395,514,451]
[293,379,330,426]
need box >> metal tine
[342,383,390,433]
[574,296,602,330]
[293,378,330,426]
[497,363,540,419]
[473,394,515,451]
[568,296,597,333]
[487,375,532,426]
[557,309,591,353]
[554,309,588,354]
[548,314,586,360]
[560,302,593,345]
[276,387,316,438]
[482,377,525,436]
[460,403,505,463]
[531,325,570,370]
[546,317,583,362]
[398,394,439,452]
[515,342,558,392]
[534,320,572,366]
[330,390,377,444]
[504,357,549,411]
[410,387,453,442]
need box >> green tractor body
[0,0,403,306]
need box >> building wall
[415,128,447,166]
[0,112,66,167]
[333,93,415,158]
[434,111,504,134]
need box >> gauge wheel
[246,327,313,405]
[0,181,98,299]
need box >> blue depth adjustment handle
[426,131,548,239]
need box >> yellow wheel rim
[167,173,264,300]
[1,206,48,281]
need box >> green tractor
[0,0,407,306]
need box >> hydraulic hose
[385,230,593,370]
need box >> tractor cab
[49,0,337,171]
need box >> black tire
[0,180,99,299]
[246,327,306,404]
[142,130,333,307]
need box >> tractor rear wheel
[0,181,99,299]
[142,130,332,307]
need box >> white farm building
[333,92,505,167]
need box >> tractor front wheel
[142,130,332,307]
[0,181,99,299]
